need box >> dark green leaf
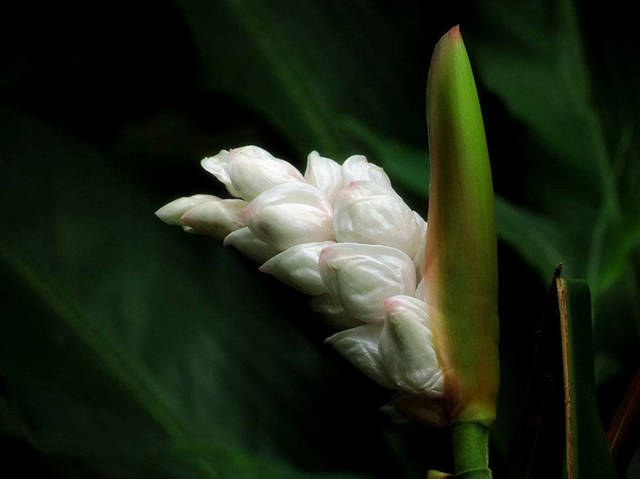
[467,0,640,300]
[0,108,375,478]
[506,268,617,479]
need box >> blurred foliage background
[1,0,638,477]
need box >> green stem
[453,422,492,478]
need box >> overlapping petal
[155,194,219,226]
[341,155,391,188]
[202,146,303,200]
[223,227,279,263]
[259,241,334,295]
[379,295,443,396]
[304,151,343,204]
[319,243,416,323]
[244,182,334,250]
[334,180,421,257]
[325,324,395,389]
[180,199,247,239]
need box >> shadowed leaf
[606,369,640,476]
[0,108,377,478]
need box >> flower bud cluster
[156,146,444,424]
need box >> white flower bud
[309,294,363,330]
[244,182,334,251]
[180,199,247,239]
[304,151,343,204]
[379,295,443,397]
[319,243,416,323]
[333,181,421,257]
[155,194,219,226]
[201,146,304,200]
[325,324,395,389]
[413,211,428,277]
[259,241,334,296]
[223,227,279,263]
[341,155,391,188]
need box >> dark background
[1,1,638,477]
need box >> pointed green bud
[425,26,499,426]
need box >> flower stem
[452,422,492,478]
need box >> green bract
[425,26,499,427]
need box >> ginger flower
[156,146,445,423]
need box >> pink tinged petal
[223,227,279,263]
[333,180,421,257]
[325,324,396,389]
[309,294,364,330]
[180,199,247,239]
[259,241,334,296]
[379,295,443,397]
[384,295,433,327]
[226,146,304,200]
[318,243,416,323]
[304,151,343,204]
[341,154,391,188]
[244,182,334,251]
[155,194,219,226]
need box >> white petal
[180,199,247,239]
[244,183,334,250]
[259,241,334,295]
[341,155,391,188]
[325,324,395,389]
[155,194,219,226]
[247,205,334,251]
[319,243,416,323]
[309,294,363,330]
[379,295,443,396]
[414,278,426,300]
[223,227,279,263]
[226,146,304,200]
[201,150,242,198]
[386,295,430,321]
[304,151,343,204]
[245,181,330,211]
[412,211,428,277]
[333,181,421,257]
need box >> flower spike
[156,146,441,422]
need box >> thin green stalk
[452,422,492,478]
